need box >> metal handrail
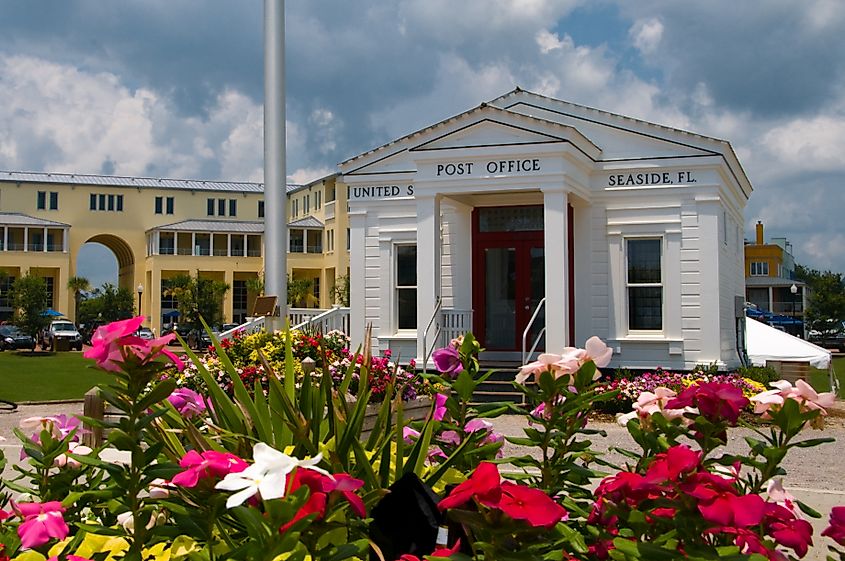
[422,296,443,373]
[521,297,546,365]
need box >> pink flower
[822,506,845,546]
[172,450,248,488]
[53,441,93,469]
[402,426,420,444]
[167,388,207,418]
[439,430,461,445]
[515,353,576,384]
[584,336,613,368]
[766,479,800,517]
[15,502,69,549]
[464,418,493,434]
[618,387,696,426]
[48,556,92,561]
[20,415,83,441]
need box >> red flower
[666,382,749,425]
[698,493,765,527]
[279,492,327,533]
[289,469,366,517]
[396,539,461,561]
[643,445,700,485]
[438,462,501,511]
[764,503,814,557]
[497,482,568,528]
[822,506,845,545]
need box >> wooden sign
[252,295,279,317]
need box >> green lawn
[810,355,845,398]
[0,351,112,402]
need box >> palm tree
[67,276,90,323]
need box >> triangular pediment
[342,104,600,176]
[410,118,566,152]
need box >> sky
[1,0,844,288]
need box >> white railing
[219,315,266,341]
[442,309,473,346]
[293,306,350,334]
[324,200,336,220]
[288,308,324,326]
[522,298,546,365]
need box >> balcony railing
[324,200,336,220]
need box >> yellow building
[744,221,805,331]
[0,170,349,331]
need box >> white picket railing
[219,315,266,341]
[293,306,351,334]
[288,308,324,326]
[442,309,473,346]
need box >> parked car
[162,324,192,345]
[42,320,83,351]
[808,321,845,351]
[136,327,155,340]
[0,325,36,351]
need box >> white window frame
[750,261,769,276]
[625,237,664,333]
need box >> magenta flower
[822,506,845,546]
[172,450,248,488]
[167,388,207,418]
[433,393,448,421]
[667,382,749,425]
[432,346,463,377]
[83,316,145,372]
[15,502,69,549]
[84,316,184,372]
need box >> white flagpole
[263,0,287,319]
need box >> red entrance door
[472,206,545,352]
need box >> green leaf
[452,370,476,402]
[137,378,177,411]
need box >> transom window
[627,238,662,331]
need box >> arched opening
[78,234,135,292]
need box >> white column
[63,228,67,253]
[191,233,196,256]
[543,188,569,351]
[2,227,6,251]
[227,234,232,257]
[349,211,367,348]
[43,227,48,252]
[768,286,773,313]
[23,227,28,252]
[416,194,441,363]
[446,200,473,312]
[209,232,214,256]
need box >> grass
[0,351,112,402]
[810,355,845,398]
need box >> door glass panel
[485,247,516,349]
[528,247,545,352]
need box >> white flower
[214,442,329,509]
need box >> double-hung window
[155,197,163,214]
[49,192,58,210]
[166,197,174,214]
[396,244,417,330]
[258,200,264,218]
[627,238,662,331]
[37,191,46,210]
[229,199,237,217]
[207,199,215,216]
[750,262,769,276]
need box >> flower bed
[594,368,767,414]
[164,327,426,403]
[0,318,842,561]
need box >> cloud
[629,17,663,55]
[761,114,845,173]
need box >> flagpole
[263,0,287,320]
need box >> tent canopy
[746,317,831,370]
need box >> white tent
[745,317,831,369]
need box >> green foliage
[78,283,135,325]
[10,273,51,341]
[796,264,845,332]
[163,274,230,329]
[332,274,350,307]
[288,276,314,307]
[737,365,780,386]
[67,275,91,321]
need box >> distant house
[744,221,805,336]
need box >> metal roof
[288,216,324,229]
[745,277,805,288]
[0,212,70,227]
[149,220,264,234]
[0,170,304,194]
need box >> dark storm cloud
[615,2,845,118]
